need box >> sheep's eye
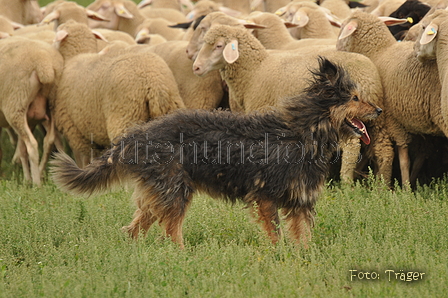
[352,95,359,101]
[216,44,223,49]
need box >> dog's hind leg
[249,199,282,244]
[159,192,193,249]
[284,207,314,248]
[123,185,158,238]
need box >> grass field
[0,163,447,297]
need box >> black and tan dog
[51,57,382,248]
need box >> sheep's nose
[376,108,382,115]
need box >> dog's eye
[352,95,359,102]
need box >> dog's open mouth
[346,118,370,145]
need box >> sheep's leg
[397,145,410,189]
[21,117,41,185]
[372,135,394,186]
[248,199,282,244]
[6,128,17,147]
[39,118,56,176]
[410,153,427,186]
[16,138,31,182]
[53,131,65,152]
[339,138,361,182]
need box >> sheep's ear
[319,7,341,28]
[338,20,358,40]
[86,9,110,22]
[293,10,310,27]
[275,6,287,17]
[223,39,239,64]
[114,4,134,19]
[92,30,108,42]
[419,23,438,45]
[284,22,299,28]
[54,29,68,42]
[40,10,60,25]
[186,10,196,20]
[0,32,10,39]
[169,21,194,29]
[378,16,407,26]
[10,21,24,30]
[135,28,150,43]
[242,23,266,29]
[137,0,152,9]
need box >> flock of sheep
[0,0,447,187]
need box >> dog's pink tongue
[352,118,370,145]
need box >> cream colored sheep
[211,0,253,15]
[137,0,194,12]
[53,20,184,167]
[135,17,185,42]
[135,32,167,45]
[0,36,64,185]
[186,0,245,21]
[251,0,292,13]
[185,12,250,60]
[371,0,406,16]
[415,9,448,134]
[0,0,42,25]
[144,41,225,109]
[337,11,447,186]
[319,0,352,20]
[247,12,336,49]
[139,6,187,23]
[40,1,109,29]
[0,16,15,38]
[95,28,136,51]
[276,1,340,39]
[87,0,146,37]
[192,25,384,181]
[100,39,226,110]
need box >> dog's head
[283,57,382,145]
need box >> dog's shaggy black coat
[51,57,381,248]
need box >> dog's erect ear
[319,57,339,85]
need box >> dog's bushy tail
[50,151,120,196]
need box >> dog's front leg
[284,207,314,248]
[249,199,282,244]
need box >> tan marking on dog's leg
[163,194,193,250]
[123,185,158,238]
[285,207,313,249]
[123,208,158,239]
[250,200,282,244]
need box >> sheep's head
[192,25,247,76]
[86,0,134,30]
[414,10,448,62]
[337,11,406,54]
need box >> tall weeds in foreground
[0,175,446,297]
